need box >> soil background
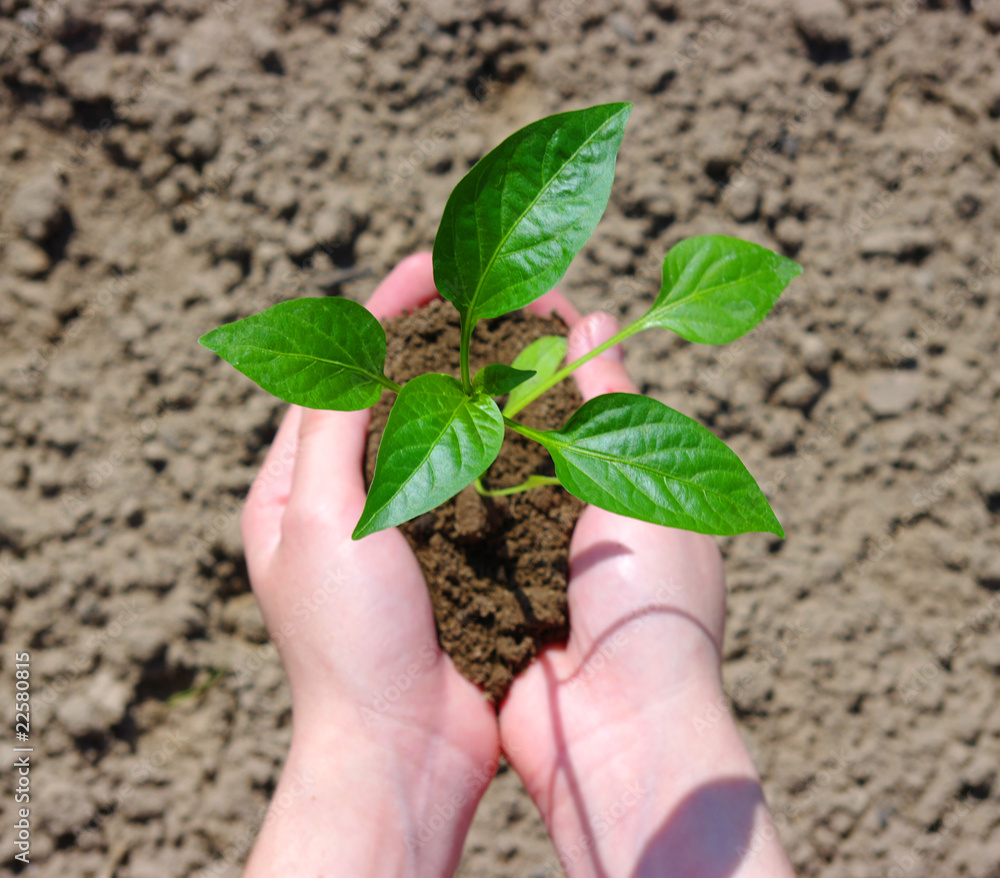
[1,0,999,876]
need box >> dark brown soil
[364,298,583,703]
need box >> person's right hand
[500,296,796,878]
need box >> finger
[525,288,581,326]
[567,311,637,400]
[561,311,725,671]
[285,407,371,534]
[366,252,439,321]
[242,405,303,574]
[282,254,438,533]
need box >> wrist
[248,703,493,877]
[539,686,791,878]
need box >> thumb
[567,311,638,400]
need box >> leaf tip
[762,503,785,539]
[784,257,804,282]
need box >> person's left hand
[242,254,500,878]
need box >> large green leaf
[641,236,802,345]
[353,374,504,539]
[521,393,783,537]
[433,102,632,322]
[503,335,568,415]
[472,363,535,397]
[199,298,388,411]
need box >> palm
[499,505,728,811]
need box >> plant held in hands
[200,102,801,541]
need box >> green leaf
[642,236,802,345]
[472,363,536,397]
[353,374,504,539]
[503,335,568,415]
[199,298,389,411]
[433,102,632,322]
[522,393,783,537]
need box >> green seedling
[200,103,801,541]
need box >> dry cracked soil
[1,0,1000,875]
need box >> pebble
[177,117,221,163]
[773,373,823,410]
[55,671,132,738]
[724,181,760,222]
[103,9,139,50]
[858,227,936,259]
[793,0,850,47]
[864,372,921,418]
[59,50,115,103]
[3,133,27,160]
[973,552,1000,591]
[801,334,832,374]
[9,173,67,244]
[973,459,1000,509]
[6,239,51,277]
[774,216,805,252]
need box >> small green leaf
[199,298,388,411]
[642,236,802,345]
[523,393,783,537]
[433,102,632,322]
[503,335,568,415]
[472,363,536,397]
[353,374,504,539]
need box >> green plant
[200,103,801,541]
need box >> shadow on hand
[534,594,761,877]
[570,539,635,579]
[631,778,767,877]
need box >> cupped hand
[242,254,499,878]
[500,294,796,878]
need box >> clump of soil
[364,298,584,703]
